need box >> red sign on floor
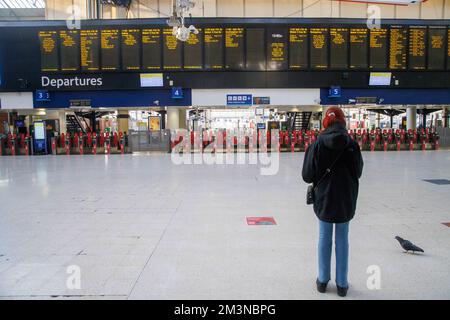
[246,217,276,225]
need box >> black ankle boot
[337,285,348,297]
[316,279,328,293]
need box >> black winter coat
[302,123,364,223]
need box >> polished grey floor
[0,151,449,300]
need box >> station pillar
[58,111,66,134]
[117,110,129,133]
[406,106,417,130]
[444,107,449,128]
[178,108,187,129]
[167,108,180,130]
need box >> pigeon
[395,236,424,254]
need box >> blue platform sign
[36,90,51,101]
[227,94,253,106]
[171,87,183,99]
[328,86,341,98]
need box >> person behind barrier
[302,107,364,297]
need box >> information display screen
[289,27,308,69]
[408,27,426,70]
[121,29,140,70]
[267,28,287,70]
[142,28,161,70]
[330,28,348,69]
[427,27,446,70]
[246,28,266,70]
[80,29,100,71]
[163,28,182,69]
[389,27,407,70]
[370,28,388,69]
[39,31,59,71]
[225,27,245,70]
[184,28,203,69]
[204,28,223,70]
[101,29,120,71]
[59,30,79,71]
[447,27,450,70]
[350,28,368,69]
[310,28,328,69]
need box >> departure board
[370,28,387,69]
[184,29,203,69]
[101,29,120,71]
[142,28,161,70]
[389,27,407,70]
[204,28,223,70]
[225,28,245,70]
[59,30,79,71]
[310,28,328,69]
[408,27,426,70]
[121,29,140,70]
[350,28,368,69]
[267,28,287,70]
[447,28,450,70]
[80,29,100,71]
[163,28,182,70]
[39,31,58,71]
[246,28,266,70]
[330,28,348,69]
[427,27,446,70]
[289,28,308,69]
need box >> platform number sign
[227,94,253,106]
[328,86,341,98]
[171,87,183,99]
[36,90,51,101]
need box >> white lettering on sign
[41,76,103,89]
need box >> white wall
[45,0,450,19]
[192,89,320,106]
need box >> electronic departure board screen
[121,29,140,70]
[184,28,203,69]
[267,28,287,70]
[142,28,161,70]
[370,28,387,69]
[101,29,120,71]
[225,28,245,70]
[204,28,223,70]
[39,31,58,71]
[427,27,446,70]
[163,28,182,69]
[350,28,368,69]
[310,28,328,69]
[289,28,308,69]
[389,27,407,70]
[246,28,266,70]
[330,28,348,69]
[409,27,426,70]
[37,23,450,75]
[80,29,100,71]
[59,30,79,71]
[447,28,450,70]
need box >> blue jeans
[318,220,349,288]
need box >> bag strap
[314,147,347,189]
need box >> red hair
[323,107,346,129]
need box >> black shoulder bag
[306,148,346,205]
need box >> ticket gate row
[51,132,130,155]
[170,128,440,153]
[0,133,33,156]
[349,128,440,151]
[171,129,321,153]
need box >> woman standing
[302,107,363,297]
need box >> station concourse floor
[0,151,449,300]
